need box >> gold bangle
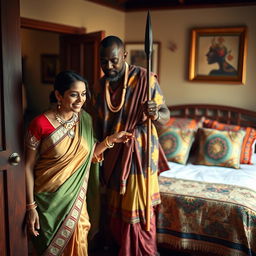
[104,136,114,148]
[106,136,115,148]
[26,202,37,211]
[26,201,36,206]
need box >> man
[91,35,170,256]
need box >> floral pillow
[158,127,195,164]
[194,128,245,169]
[203,119,256,164]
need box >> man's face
[100,44,126,82]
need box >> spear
[144,11,153,232]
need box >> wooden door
[60,31,105,92]
[0,0,28,255]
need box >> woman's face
[57,81,86,113]
[206,47,219,64]
[206,46,226,64]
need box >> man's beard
[105,64,126,82]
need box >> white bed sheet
[160,154,256,191]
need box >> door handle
[9,153,21,166]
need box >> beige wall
[20,1,256,111]
[125,6,256,111]
[20,0,125,38]
[21,29,59,114]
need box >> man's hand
[143,100,159,120]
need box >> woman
[25,70,132,256]
[206,37,237,76]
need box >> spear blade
[145,11,153,58]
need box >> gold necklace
[55,112,78,138]
[105,62,128,113]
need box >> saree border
[42,166,90,256]
[40,124,78,155]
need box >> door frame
[20,17,104,91]
[20,17,86,34]
[1,0,28,255]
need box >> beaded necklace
[105,62,128,113]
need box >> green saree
[28,111,99,256]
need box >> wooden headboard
[168,104,256,129]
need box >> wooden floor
[89,247,193,256]
[88,234,202,256]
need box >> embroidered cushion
[157,117,204,163]
[194,128,245,169]
[158,127,195,164]
[203,119,256,164]
[164,117,204,130]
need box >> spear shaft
[144,11,153,232]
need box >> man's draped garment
[93,65,169,256]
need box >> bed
[156,104,256,256]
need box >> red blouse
[26,114,55,150]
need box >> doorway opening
[20,18,87,126]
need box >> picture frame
[41,54,59,84]
[125,42,160,76]
[188,27,247,84]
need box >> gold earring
[57,101,61,110]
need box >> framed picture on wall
[41,54,59,84]
[188,27,247,84]
[125,42,160,77]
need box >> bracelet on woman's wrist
[104,136,114,148]
[26,201,38,211]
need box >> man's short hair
[100,36,124,49]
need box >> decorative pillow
[158,127,195,164]
[204,119,256,164]
[195,128,245,169]
[164,117,204,130]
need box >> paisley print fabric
[157,176,256,256]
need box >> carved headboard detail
[168,104,256,129]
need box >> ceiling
[86,0,256,11]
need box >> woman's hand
[26,209,40,236]
[109,131,133,144]
[94,132,133,159]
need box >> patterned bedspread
[157,176,256,256]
